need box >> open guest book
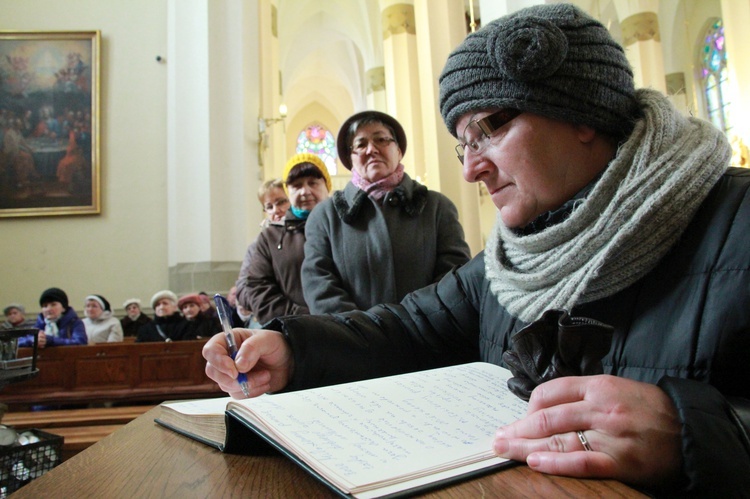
[155,362,528,498]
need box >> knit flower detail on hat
[487,16,568,82]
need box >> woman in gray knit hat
[203,4,749,495]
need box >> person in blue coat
[19,287,87,348]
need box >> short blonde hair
[257,178,285,205]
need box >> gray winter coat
[301,174,471,314]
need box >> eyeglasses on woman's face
[263,197,289,212]
[350,135,397,155]
[454,109,522,164]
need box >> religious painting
[0,31,100,218]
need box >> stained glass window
[701,19,731,134]
[295,124,337,175]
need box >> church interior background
[2,0,748,315]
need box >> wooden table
[11,407,647,498]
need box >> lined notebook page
[229,362,528,494]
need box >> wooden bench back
[0,340,221,408]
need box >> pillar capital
[366,66,385,94]
[382,4,416,39]
[621,11,660,47]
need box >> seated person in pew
[178,293,220,339]
[2,303,37,330]
[226,286,246,328]
[136,290,195,343]
[19,287,87,348]
[203,4,750,496]
[198,292,218,321]
[83,294,124,344]
[120,298,152,337]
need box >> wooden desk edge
[10,407,648,498]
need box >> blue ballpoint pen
[214,294,251,397]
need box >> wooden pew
[0,340,222,458]
[2,405,154,428]
[0,340,222,410]
[2,405,156,461]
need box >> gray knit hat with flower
[439,3,639,138]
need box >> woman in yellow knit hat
[239,152,330,324]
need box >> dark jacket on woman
[243,212,309,324]
[302,174,471,314]
[186,311,220,339]
[18,307,87,347]
[268,169,750,497]
[121,313,152,337]
[136,312,194,342]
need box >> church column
[412,0,482,254]
[617,1,667,94]
[720,0,750,157]
[258,0,286,180]
[366,66,387,112]
[379,1,424,182]
[166,0,262,295]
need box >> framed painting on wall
[0,30,100,218]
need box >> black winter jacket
[268,168,750,496]
[136,312,194,342]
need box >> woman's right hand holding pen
[203,328,293,398]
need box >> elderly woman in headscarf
[178,293,221,339]
[242,153,332,324]
[83,294,124,343]
[136,290,193,342]
[301,111,471,314]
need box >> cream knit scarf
[485,89,731,322]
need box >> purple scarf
[351,163,405,201]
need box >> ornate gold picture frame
[0,30,100,218]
